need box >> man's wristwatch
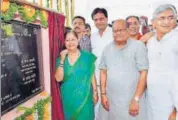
[134,96,140,102]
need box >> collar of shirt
[96,26,111,37]
[155,26,178,43]
[112,39,129,50]
[81,35,88,40]
[174,25,178,30]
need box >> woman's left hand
[93,92,98,104]
[168,109,177,120]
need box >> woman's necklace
[68,51,81,65]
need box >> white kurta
[147,27,178,120]
[91,27,113,86]
[91,26,113,120]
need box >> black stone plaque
[1,20,43,114]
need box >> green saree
[56,50,96,120]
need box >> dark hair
[91,8,108,20]
[126,15,140,22]
[64,26,72,33]
[63,30,80,50]
[108,23,112,27]
[72,16,86,24]
[85,23,91,30]
[64,30,78,40]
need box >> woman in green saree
[55,30,98,120]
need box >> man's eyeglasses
[113,29,127,33]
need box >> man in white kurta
[146,4,178,120]
[91,8,113,120]
[169,26,178,120]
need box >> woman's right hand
[101,94,109,111]
[60,49,68,62]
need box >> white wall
[75,0,178,33]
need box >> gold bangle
[101,93,106,95]
[59,62,64,65]
[59,63,63,67]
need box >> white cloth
[172,73,178,120]
[91,26,113,86]
[91,26,113,120]
[170,27,178,119]
[147,27,178,120]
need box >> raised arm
[55,50,68,82]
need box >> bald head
[113,19,128,29]
[112,19,129,42]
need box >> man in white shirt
[146,4,178,120]
[91,7,113,120]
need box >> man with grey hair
[146,4,178,120]
[141,4,177,44]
